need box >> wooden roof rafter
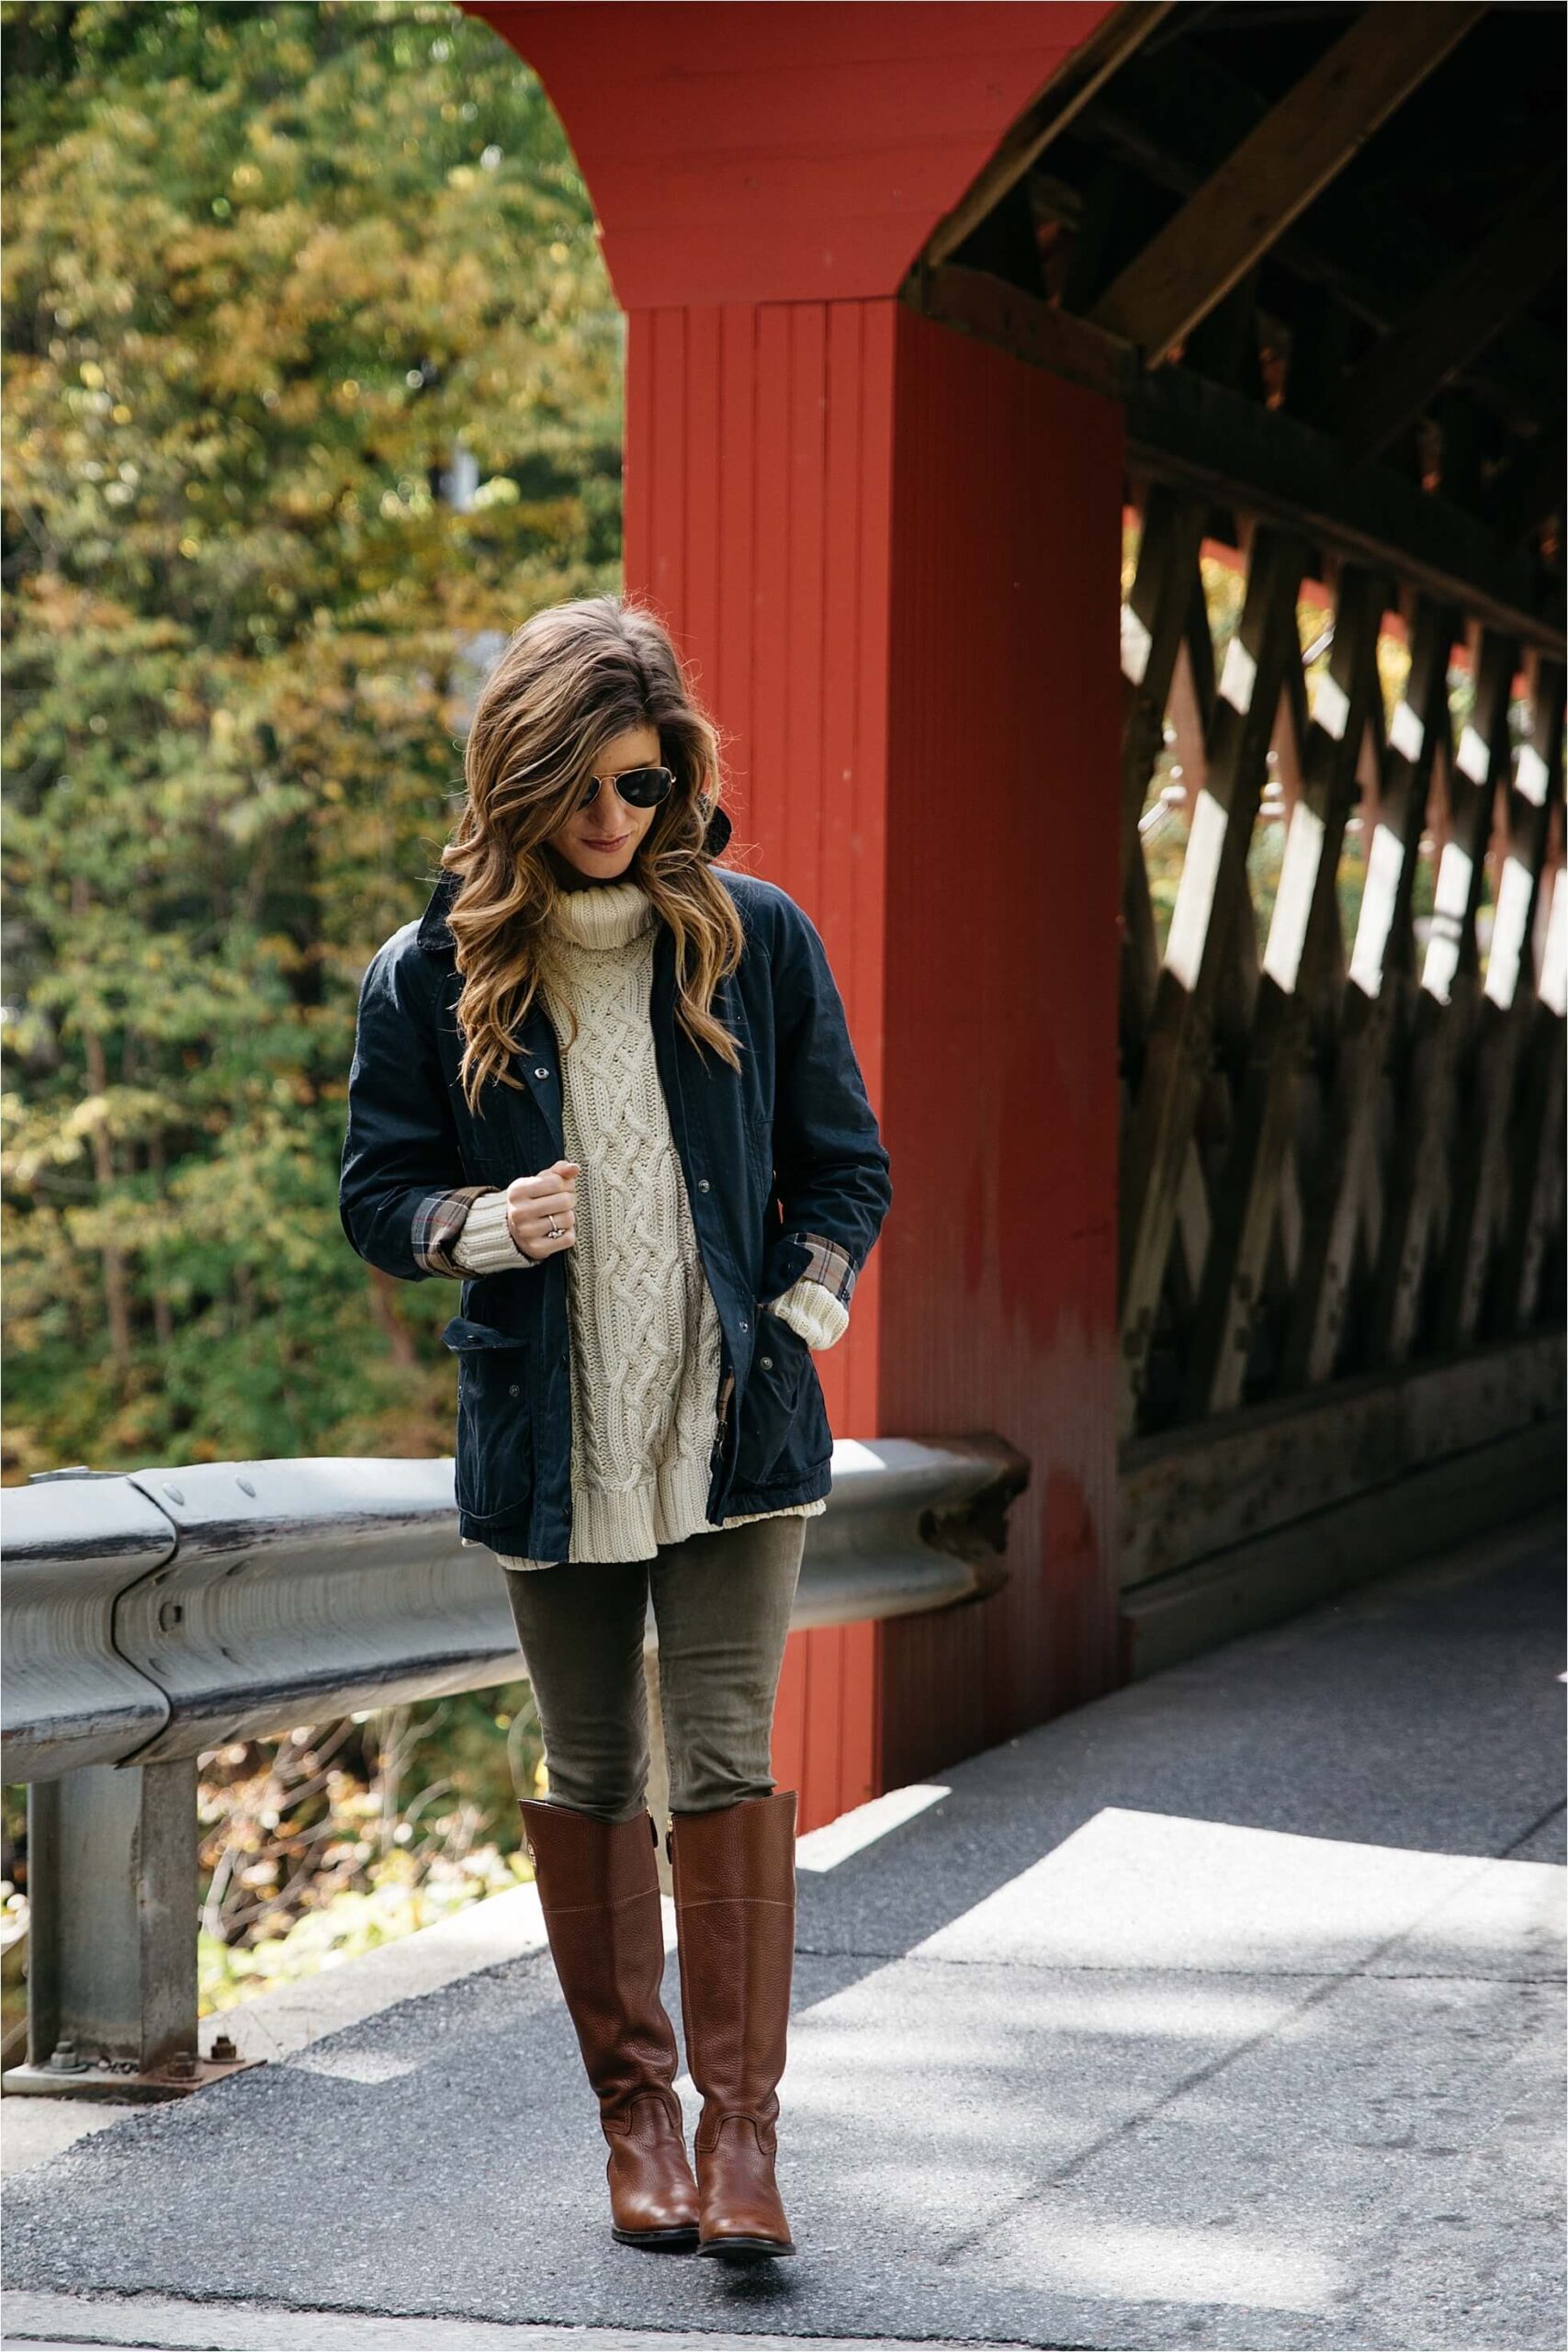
[903,0,1564,641]
[1086,2,1486,367]
[1336,164,1568,461]
[1070,58,1562,439]
[921,1,1176,272]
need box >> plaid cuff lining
[412,1183,499,1277]
[787,1229,858,1307]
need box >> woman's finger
[508,1167,578,1200]
[510,1187,574,1223]
[507,1177,576,1216]
[525,1204,576,1238]
[506,1199,576,1259]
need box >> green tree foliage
[3,0,624,1476]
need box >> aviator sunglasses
[578,762,675,812]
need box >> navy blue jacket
[338,814,893,1560]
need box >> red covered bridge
[460,0,1565,1832]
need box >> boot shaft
[519,1798,681,2122]
[668,1789,797,2119]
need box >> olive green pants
[501,1513,807,1823]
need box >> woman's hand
[504,1160,580,1261]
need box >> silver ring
[546,1222,563,1238]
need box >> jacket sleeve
[759,893,892,1311]
[339,937,490,1283]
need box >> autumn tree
[2,0,623,1473]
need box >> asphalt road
[5,1512,1562,2352]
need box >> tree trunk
[368,1267,418,1366]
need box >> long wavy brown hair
[442,594,747,1117]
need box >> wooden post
[1282,594,1458,1389]
[1118,525,1307,1436]
[1434,655,1565,1344]
[1184,562,1390,1417]
[1366,628,1518,1364]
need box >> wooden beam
[1121,497,1214,1111]
[1479,655,1565,1018]
[1131,368,1564,651]
[1079,48,1564,439]
[920,3,1176,272]
[1436,655,1566,1343]
[1282,594,1459,1388]
[1491,421,1567,548]
[1339,168,1568,460]
[914,264,1564,650]
[1119,484,1210,884]
[1121,1330,1566,1590]
[1089,4,1487,367]
[1493,876,1568,1329]
[1365,626,1520,1365]
[914,262,1134,403]
[1118,526,1308,1438]
[1182,563,1392,1418]
[1118,1340,1565,1679]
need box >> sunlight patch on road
[795,1782,952,1871]
[908,1807,1566,1976]
[1014,2218,1339,2312]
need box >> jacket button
[739,1318,749,1332]
[697,1178,710,1192]
[534,1066,550,1080]
[508,1382,521,1397]
[760,1354,773,1370]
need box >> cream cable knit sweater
[451,876,845,1571]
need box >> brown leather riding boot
[667,1787,798,2259]
[518,1798,700,2250]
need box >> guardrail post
[5,1759,201,2100]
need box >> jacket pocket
[732,1304,831,1491]
[440,1317,534,1527]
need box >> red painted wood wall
[879,310,1123,1781]
[463,1,1122,1827]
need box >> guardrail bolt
[209,2033,239,2065]
[45,2039,88,2075]
[164,2050,198,2080]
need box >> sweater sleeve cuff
[765,1276,849,1351]
[449,1190,537,1275]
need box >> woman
[339,594,892,2263]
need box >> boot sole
[697,2234,796,2259]
[611,2223,701,2250]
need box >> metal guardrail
[1,1435,1026,2099]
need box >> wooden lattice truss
[1118,481,1566,1441]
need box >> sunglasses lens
[615,765,672,807]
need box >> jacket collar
[415,799,733,954]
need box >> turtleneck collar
[543,876,657,953]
